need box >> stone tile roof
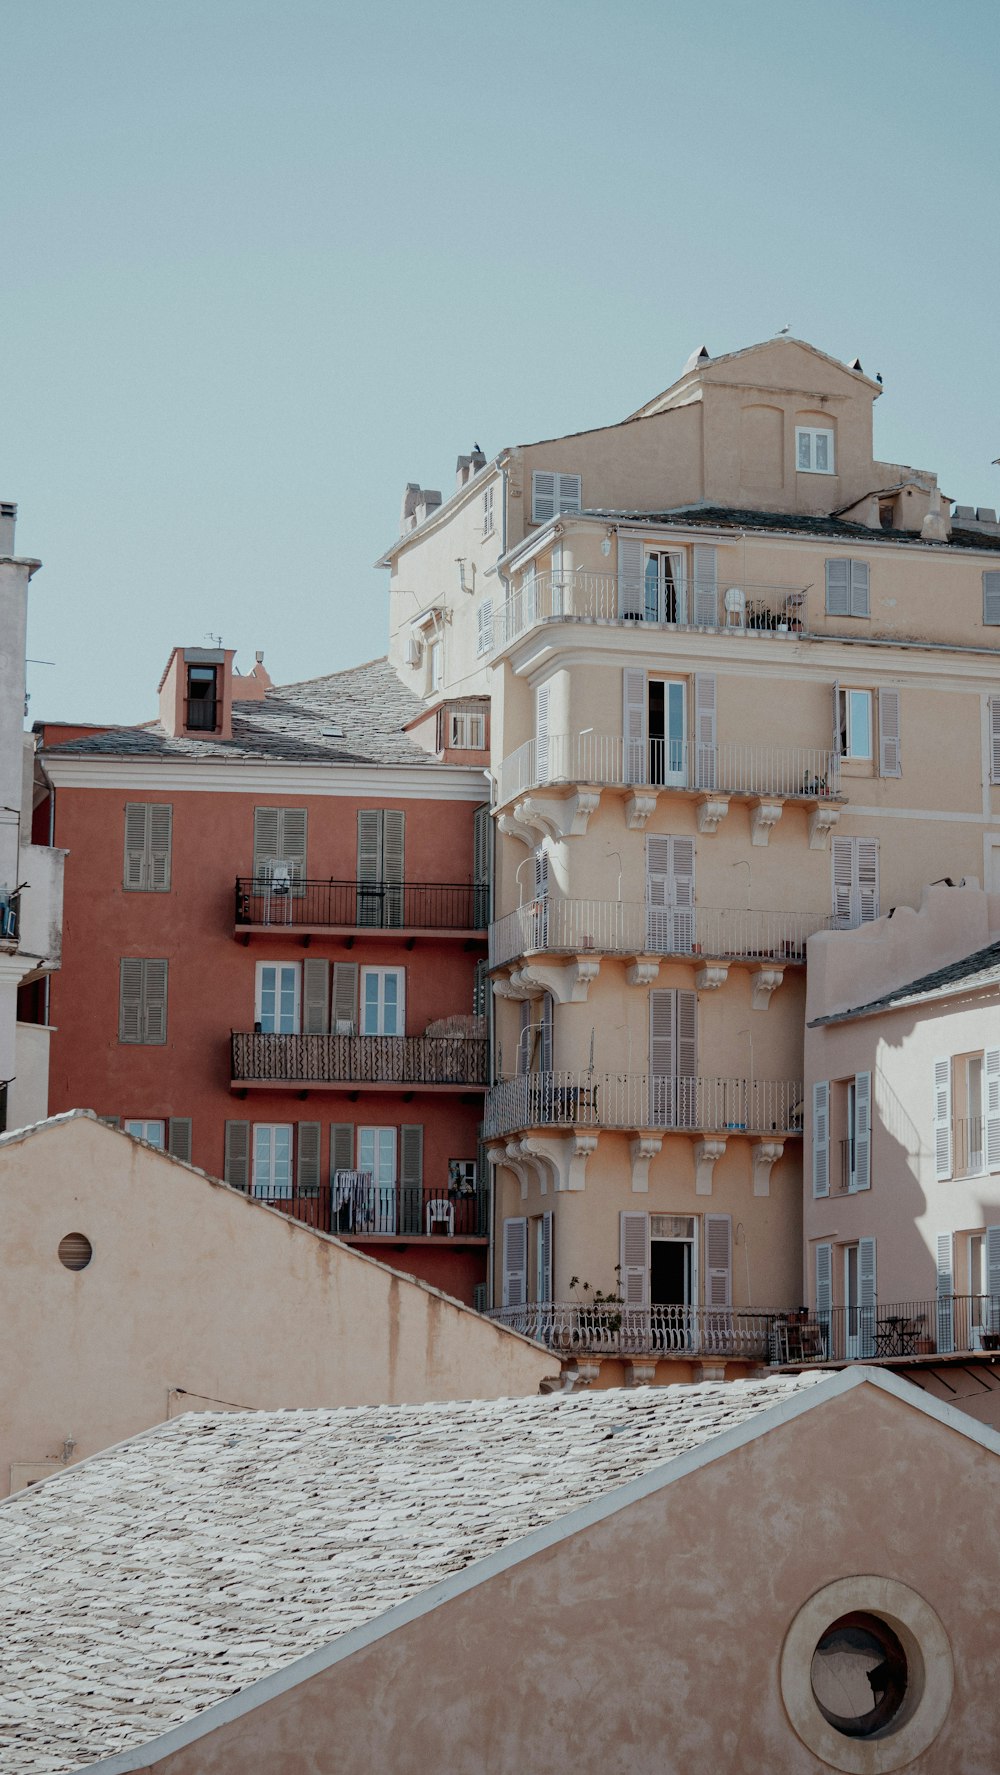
[0,1374,826,1772]
[40,657,436,767]
[583,504,1000,553]
[810,937,1000,1026]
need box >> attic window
[796,428,835,475]
[186,665,218,732]
[879,501,896,530]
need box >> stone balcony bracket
[693,1361,728,1383]
[629,1134,663,1194]
[627,956,662,988]
[693,1137,727,1196]
[695,963,729,993]
[750,799,784,847]
[512,1137,557,1196]
[625,1361,658,1388]
[696,794,730,836]
[808,803,842,851]
[752,965,785,1012]
[486,1141,530,1201]
[625,792,658,831]
[518,1131,599,1192]
[752,1139,785,1197]
[503,958,601,1005]
[492,972,538,1002]
[515,791,601,842]
[496,811,539,850]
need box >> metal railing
[494,732,840,809]
[487,1302,775,1359]
[491,571,808,654]
[489,900,830,970]
[484,1071,803,1138]
[951,1117,987,1179]
[232,1032,488,1087]
[251,1179,488,1238]
[768,1296,1000,1364]
[235,877,488,931]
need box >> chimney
[455,447,487,491]
[414,490,442,524]
[0,502,16,555]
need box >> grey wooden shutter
[645,834,671,952]
[705,1213,732,1307]
[986,1226,1000,1332]
[990,698,1000,786]
[623,667,647,781]
[148,805,173,890]
[330,1124,354,1178]
[401,1125,424,1187]
[357,810,382,926]
[853,1071,871,1191]
[825,560,851,616]
[676,989,697,1082]
[832,836,854,924]
[224,1120,250,1191]
[933,1058,952,1181]
[649,989,675,1081]
[539,992,554,1073]
[297,1122,321,1195]
[538,1211,553,1304]
[857,838,880,923]
[124,804,149,890]
[555,473,582,514]
[142,960,168,1044]
[473,803,491,926]
[936,1232,955,1354]
[302,959,330,1035]
[693,674,717,790]
[986,1047,1000,1172]
[812,1081,830,1197]
[502,1217,528,1307]
[119,958,145,1042]
[984,571,1000,626]
[858,1236,877,1357]
[253,808,280,879]
[878,688,901,777]
[850,560,870,617]
[332,962,358,1033]
[618,534,645,619]
[477,598,494,655]
[620,1210,649,1306]
[815,1243,833,1317]
[670,835,696,952]
[279,809,307,884]
[535,684,551,782]
[692,545,718,627]
[167,1117,192,1164]
[531,472,556,523]
[382,810,405,926]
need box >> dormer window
[796,427,835,475]
[186,665,218,732]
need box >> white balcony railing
[494,732,839,810]
[486,1301,776,1359]
[491,571,807,654]
[489,900,831,970]
[484,1070,803,1139]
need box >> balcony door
[648,680,687,787]
[650,1213,697,1351]
[252,1124,293,1200]
[645,834,695,954]
[360,967,405,1036]
[356,1126,397,1232]
[357,810,405,928]
[844,1236,876,1359]
[644,551,687,624]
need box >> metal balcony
[767,1296,1000,1364]
[494,733,840,811]
[489,570,808,655]
[250,1180,488,1239]
[484,1071,803,1139]
[235,877,488,935]
[231,1031,488,1091]
[489,900,831,971]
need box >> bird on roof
[776,324,790,335]
[473,442,482,453]
[876,373,883,385]
[991,457,1000,467]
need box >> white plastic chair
[723,587,746,629]
[425,1198,455,1236]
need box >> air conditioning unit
[268,861,292,894]
[334,1019,355,1036]
[405,634,422,667]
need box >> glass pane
[815,433,829,472]
[798,431,811,470]
[376,1128,396,1183]
[259,966,276,1031]
[358,1128,375,1173]
[362,972,380,1035]
[278,967,296,1033]
[971,1235,985,1298]
[382,973,399,1035]
[848,691,871,758]
[644,557,659,622]
[254,1125,272,1189]
[273,1127,292,1191]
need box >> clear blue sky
[2,0,998,726]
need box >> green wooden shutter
[142,959,169,1044]
[148,805,173,891]
[224,1120,250,1191]
[168,1118,192,1164]
[302,958,330,1034]
[332,962,358,1033]
[330,1124,354,1178]
[297,1122,321,1195]
[123,805,149,891]
[279,808,307,885]
[119,959,145,1042]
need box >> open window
[185,664,219,732]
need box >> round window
[811,1611,908,1738]
[58,1233,93,1271]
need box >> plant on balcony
[568,1271,624,1344]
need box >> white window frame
[124,1119,165,1148]
[643,550,687,625]
[796,426,835,475]
[482,483,495,537]
[838,687,873,760]
[360,966,405,1036]
[449,709,486,750]
[252,1123,293,1198]
[254,961,301,1035]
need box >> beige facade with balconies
[380,336,1000,1382]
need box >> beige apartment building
[379,336,1000,1382]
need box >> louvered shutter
[535,684,551,783]
[148,804,173,890]
[123,804,149,890]
[705,1213,732,1307]
[538,1211,553,1304]
[119,958,145,1042]
[302,959,330,1035]
[692,545,718,627]
[556,473,582,515]
[142,960,168,1044]
[279,809,307,885]
[986,1226,1000,1334]
[167,1118,192,1164]
[693,674,717,790]
[815,1243,833,1315]
[620,1211,649,1306]
[224,1120,250,1191]
[831,836,854,925]
[825,559,851,616]
[857,838,880,923]
[812,1081,830,1197]
[533,845,549,901]
[650,989,675,1125]
[253,808,280,880]
[623,667,647,781]
[518,998,531,1074]
[850,561,870,618]
[502,1216,528,1307]
[933,1058,952,1180]
[853,1071,871,1191]
[297,1122,321,1195]
[858,1236,877,1357]
[990,698,1000,786]
[531,472,556,523]
[382,809,405,927]
[936,1232,955,1354]
[618,534,645,620]
[477,598,494,655]
[401,1123,424,1188]
[539,993,554,1074]
[356,810,382,926]
[676,989,697,1081]
[332,962,358,1033]
[878,688,901,777]
[986,1048,1000,1172]
[984,572,1000,626]
[330,1124,354,1178]
[670,835,695,952]
[645,834,671,952]
[473,803,491,926]
[833,681,843,758]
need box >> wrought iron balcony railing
[484,1070,803,1139]
[490,570,808,655]
[494,732,840,810]
[251,1179,488,1238]
[489,900,831,970]
[235,877,488,932]
[232,1031,488,1088]
[768,1296,1000,1364]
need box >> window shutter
[123,804,149,890]
[330,1124,354,1178]
[815,1242,833,1314]
[990,698,1000,787]
[623,667,647,781]
[142,960,168,1044]
[618,534,645,619]
[332,962,358,1032]
[649,989,675,1080]
[831,836,854,925]
[645,834,671,951]
[537,1211,553,1304]
[693,673,717,790]
[252,808,281,879]
[535,683,551,783]
[669,835,696,952]
[878,687,901,777]
[705,1213,732,1307]
[477,598,494,655]
[853,1071,871,1191]
[692,545,718,627]
[833,681,843,758]
[119,958,145,1043]
[401,1124,423,1189]
[936,1232,955,1355]
[357,810,382,884]
[279,809,307,883]
[825,559,851,617]
[148,804,173,890]
[302,959,330,1035]
[986,1048,1000,1172]
[167,1117,192,1165]
[531,472,556,524]
[539,992,554,1074]
[533,845,549,900]
[986,1226,1000,1330]
[984,571,1000,626]
[933,1058,952,1180]
[556,473,582,515]
[857,838,880,924]
[297,1122,321,1194]
[619,1210,649,1306]
[382,810,405,883]
[858,1236,877,1358]
[224,1120,250,1191]
[676,988,697,1083]
[849,560,870,617]
[473,802,492,922]
[502,1216,528,1307]
[812,1081,830,1197]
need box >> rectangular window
[832,836,879,927]
[482,484,495,536]
[119,959,168,1045]
[255,962,301,1034]
[356,810,405,927]
[837,688,873,759]
[825,559,870,618]
[360,966,405,1035]
[953,1052,987,1178]
[647,678,688,786]
[123,804,173,892]
[796,427,835,474]
[355,1126,399,1233]
[186,664,219,731]
[252,1124,293,1198]
[449,709,486,749]
[531,471,582,524]
[643,551,687,624]
[124,1119,165,1148]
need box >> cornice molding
[41,758,490,801]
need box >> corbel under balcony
[520,1131,598,1192]
[486,1141,527,1200]
[512,1136,559,1195]
[624,792,658,831]
[752,1140,785,1196]
[696,794,730,836]
[750,799,783,847]
[499,957,601,1004]
[693,1138,727,1196]
[627,956,662,988]
[629,1134,662,1194]
[808,804,841,851]
[497,811,539,849]
[492,972,538,1002]
[751,965,785,1012]
[695,964,729,993]
[514,791,601,842]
